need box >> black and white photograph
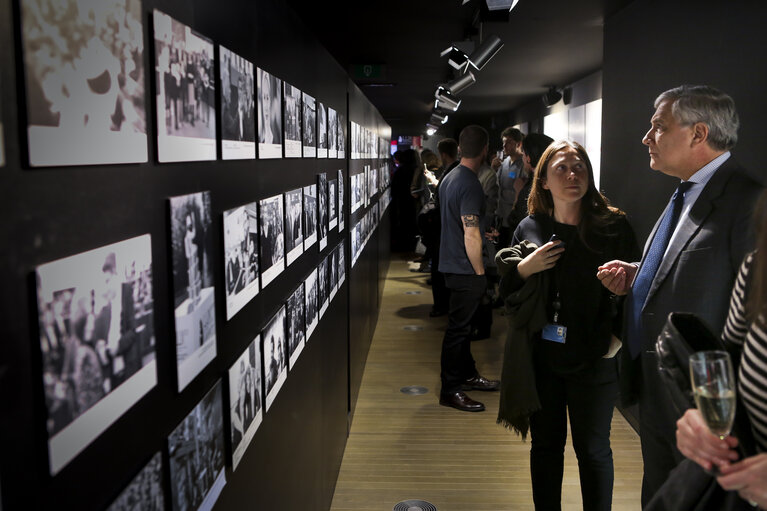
[303,184,318,249]
[263,306,287,411]
[329,248,338,301]
[283,82,301,158]
[370,167,379,198]
[219,46,255,160]
[351,222,361,267]
[327,107,337,159]
[259,194,285,287]
[284,188,304,265]
[35,234,156,475]
[169,191,217,391]
[350,121,358,160]
[302,92,316,158]
[338,240,346,285]
[338,169,345,231]
[227,336,262,470]
[20,0,148,167]
[363,165,370,208]
[304,269,318,341]
[328,179,338,230]
[337,113,346,159]
[256,67,282,158]
[168,381,226,511]
[154,10,216,163]
[317,102,327,158]
[222,202,259,320]
[351,173,361,213]
[318,256,329,318]
[106,452,164,511]
[286,283,306,368]
[317,173,328,250]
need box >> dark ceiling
[287,0,634,136]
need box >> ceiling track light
[485,0,521,11]
[434,91,461,112]
[441,71,476,96]
[467,34,504,70]
[542,86,563,107]
[440,41,474,70]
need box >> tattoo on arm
[461,214,479,229]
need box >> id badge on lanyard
[541,291,566,343]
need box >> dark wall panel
[601,0,767,241]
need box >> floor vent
[402,325,424,331]
[404,290,422,295]
[393,500,437,511]
[400,386,428,395]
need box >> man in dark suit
[597,85,763,504]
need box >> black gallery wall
[601,0,767,241]
[0,0,391,510]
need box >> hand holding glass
[689,350,736,440]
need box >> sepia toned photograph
[228,336,262,470]
[154,10,216,163]
[170,191,217,391]
[304,269,319,341]
[222,202,259,320]
[263,306,287,411]
[284,189,304,266]
[303,184,317,249]
[338,169,345,231]
[318,256,329,318]
[302,92,316,158]
[317,102,327,158]
[259,194,285,287]
[106,452,164,511]
[36,234,156,475]
[219,46,255,160]
[168,380,226,511]
[317,173,328,250]
[257,67,282,158]
[20,0,148,166]
[283,82,301,158]
[337,113,346,159]
[327,107,337,159]
[286,283,306,369]
[338,240,346,285]
[328,179,338,230]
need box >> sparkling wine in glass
[689,350,736,440]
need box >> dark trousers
[430,246,449,313]
[440,273,484,393]
[530,356,618,511]
[638,350,685,506]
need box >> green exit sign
[353,64,385,79]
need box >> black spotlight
[542,87,562,107]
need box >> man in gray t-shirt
[437,125,500,413]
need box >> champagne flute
[689,350,736,474]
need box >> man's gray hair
[655,85,739,151]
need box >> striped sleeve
[722,252,754,347]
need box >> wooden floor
[330,259,643,511]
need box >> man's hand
[484,227,499,241]
[517,241,564,280]
[596,260,637,296]
[491,156,502,171]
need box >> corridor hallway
[331,259,643,511]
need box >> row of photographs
[17,1,387,167]
[35,169,388,477]
[100,238,349,511]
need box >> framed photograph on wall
[106,452,164,511]
[317,102,327,158]
[219,46,255,160]
[351,173,361,213]
[338,240,346,285]
[19,0,148,166]
[286,283,306,369]
[317,173,328,250]
[318,256,329,318]
[327,107,337,159]
[227,335,262,471]
[284,188,304,265]
[283,83,301,158]
[153,10,216,163]
[222,202,259,320]
[169,191,217,391]
[256,67,282,158]
[328,179,338,230]
[259,194,285,287]
[303,184,317,249]
[337,169,345,231]
[302,92,316,158]
[329,248,338,301]
[263,306,287,411]
[304,269,318,341]
[168,381,226,511]
[35,234,157,475]
[337,113,346,159]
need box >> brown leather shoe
[461,375,500,391]
[439,391,485,412]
